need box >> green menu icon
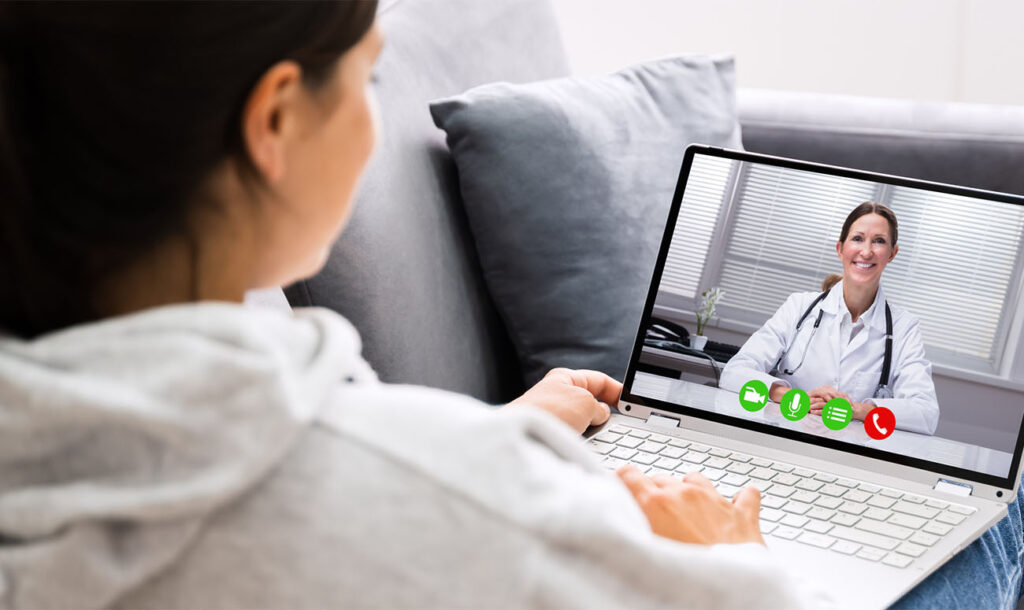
[822,397,853,430]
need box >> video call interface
[627,151,1024,482]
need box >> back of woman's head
[0,1,376,338]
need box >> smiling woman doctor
[721,202,940,435]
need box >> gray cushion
[430,56,743,385]
[284,0,569,403]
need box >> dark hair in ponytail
[0,1,377,338]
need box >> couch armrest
[738,88,1024,196]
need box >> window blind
[659,154,734,297]
[884,188,1024,363]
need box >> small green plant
[695,287,724,336]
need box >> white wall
[552,0,1024,106]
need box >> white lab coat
[721,282,939,435]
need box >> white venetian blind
[717,165,877,317]
[659,154,734,297]
[884,188,1024,362]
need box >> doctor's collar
[822,280,889,332]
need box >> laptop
[588,145,1024,609]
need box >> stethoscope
[769,290,894,400]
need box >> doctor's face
[836,213,898,288]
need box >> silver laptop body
[591,145,1024,609]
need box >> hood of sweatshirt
[0,304,373,609]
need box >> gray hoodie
[0,304,829,609]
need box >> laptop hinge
[933,479,973,497]
[646,412,680,429]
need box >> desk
[631,371,1014,479]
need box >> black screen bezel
[621,144,1024,490]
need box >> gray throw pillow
[430,55,743,386]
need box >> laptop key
[896,542,927,558]
[923,522,953,536]
[608,425,631,435]
[835,478,858,488]
[818,484,846,497]
[647,433,672,444]
[617,436,643,449]
[773,473,800,487]
[863,508,892,522]
[925,499,949,510]
[704,457,731,470]
[856,547,887,562]
[867,496,896,509]
[594,432,623,444]
[792,467,815,478]
[855,518,912,540]
[717,484,740,498]
[858,483,881,493]
[882,553,913,568]
[750,457,773,468]
[880,488,903,499]
[627,429,651,439]
[832,540,861,555]
[760,508,785,522]
[791,490,820,504]
[936,512,966,526]
[815,496,843,510]
[839,502,867,515]
[590,442,615,455]
[813,473,838,483]
[796,479,824,492]
[783,501,812,515]
[888,513,927,529]
[749,467,776,480]
[766,485,795,498]
[603,456,627,469]
[771,463,795,473]
[708,448,731,458]
[729,453,752,463]
[722,473,749,487]
[667,438,690,449]
[749,480,773,493]
[675,462,703,475]
[892,502,939,519]
[830,513,860,528]
[797,532,835,549]
[701,468,726,481]
[610,447,638,460]
[909,532,940,547]
[772,526,801,540]
[842,490,871,503]
[655,457,682,470]
[631,452,659,466]
[805,519,833,534]
[831,525,899,550]
[902,494,926,504]
[660,446,685,460]
[948,504,976,516]
[761,495,787,509]
[681,452,708,464]
[726,463,754,475]
[638,441,665,454]
[760,521,778,535]
[781,514,810,528]
[687,443,710,453]
[806,507,835,521]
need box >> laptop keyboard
[591,423,978,568]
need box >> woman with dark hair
[0,3,814,608]
[721,202,940,435]
[0,4,1019,609]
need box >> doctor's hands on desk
[505,368,621,433]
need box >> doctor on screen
[721,202,939,435]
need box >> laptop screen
[622,145,1024,490]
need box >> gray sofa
[281,0,1024,405]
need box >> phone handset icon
[865,407,895,440]
[872,413,889,436]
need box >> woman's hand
[505,368,621,434]
[808,385,870,421]
[616,466,764,545]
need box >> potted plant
[692,287,724,351]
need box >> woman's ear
[240,61,303,184]
[835,240,843,259]
[890,244,899,262]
